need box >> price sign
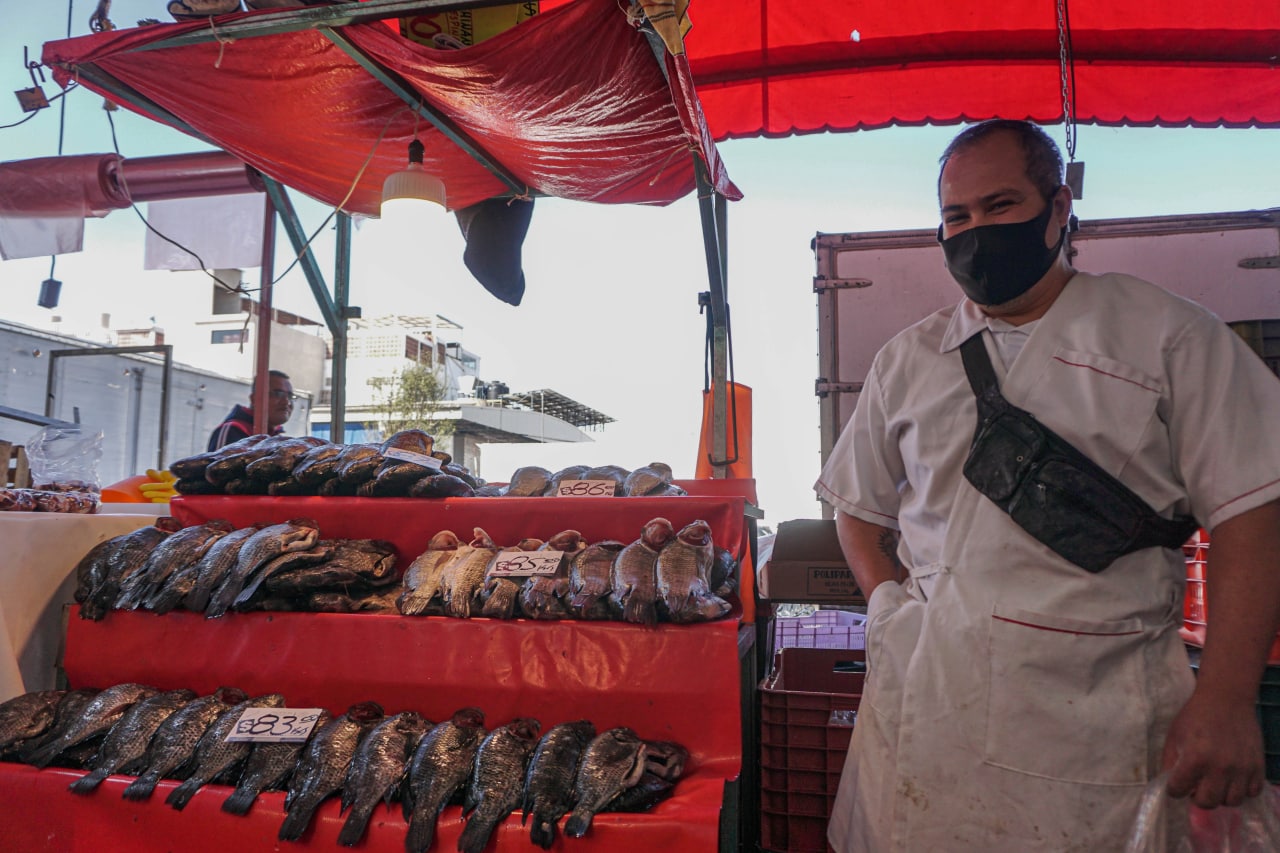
[488,550,565,577]
[555,479,616,497]
[225,708,325,743]
[383,448,444,471]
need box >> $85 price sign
[225,708,325,743]
[488,550,565,577]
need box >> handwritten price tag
[383,448,444,471]
[555,479,616,497]
[225,707,325,743]
[488,550,565,577]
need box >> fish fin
[221,784,258,816]
[403,805,438,853]
[165,776,202,810]
[121,773,158,801]
[22,736,65,770]
[563,810,593,838]
[336,801,374,847]
[147,586,183,615]
[457,815,497,853]
[623,595,657,626]
[277,796,320,842]
[528,813,557,849]
[68,769,108,795]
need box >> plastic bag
[24,426,104,493]
[1125,773,1280,853]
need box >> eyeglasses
[269,389,298,401]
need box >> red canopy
[683,0,1280,138]
[42,0,739,215]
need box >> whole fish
[483,537,546,620]
[206,519,320,618]
[291,443,345,487]
[563,727,647,838]
[153,524,262,615]
[408,473,476,498]
[24,682,161,769]
[609,519,675,625]
[0,690,64,756]
[439,528,499,619]
[655,519,715,620]
[303,589,399,614]
[709,546,737,596]
[336,444,384,485]
[337,711,432,847]
[601,771,676,813]
[204,435,295,485]
[372,461,438,496]
[83,522,178,620]
[73,537,123,609]
[261,539,398,598]
[458,717,541,853]
[16,688,100,764]
[398,531,462,616]
[279,700,385,842]
[232,543,336,608]
[403,707,487,853]
[121,686,249,801]
[518,530,586,620]
[222,709,332,816]
[116,520,235,611]
[622,464,672,497]
[580,465,630,495]
[69,688,196,795]
[382,429,435,456]
[166,693,286,810]
[567,541,623,619]
[540,464,591,496]
[168,434,268,480]
[244,438,325,483]
[504,466,552,497]
[522,720,596,849]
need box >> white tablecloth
[0,512,158,702]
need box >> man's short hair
[267,369,291,382]
[938,119,1065,202]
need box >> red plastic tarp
[681,0,1280,138]
[41,0,739,216]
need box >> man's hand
[1161,686,1264,808]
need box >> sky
[3,3,1280,525]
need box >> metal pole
[332,213,352,441]
[158,345,173,470]
[695,162,729,478]
[253,194,277,436]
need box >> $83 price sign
[225,708,326,743]
[489,550,564,577]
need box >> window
[211,329,247,344]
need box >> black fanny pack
[960,334,1197,573]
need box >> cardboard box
[761,519,864,603]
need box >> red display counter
[2,495,751,851]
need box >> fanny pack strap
[958,333,1197,552]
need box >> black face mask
[937,200,1066,306]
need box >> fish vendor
[816,118,1280,850]
[207,370,295,452]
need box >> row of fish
[500,463,686,498]
[74,517,400,620]
[170,430,481,498]
[0,685,686,850]
[400,519,736,624]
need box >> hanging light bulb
[381,138,446,218]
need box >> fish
[522,720,596,849]
[458,717,541,853]
[670,591,732,623]
[518,530,586,620]
[279,700,385,842]
[609,519,675,625]
[639,739,689,781]
[601,771,676,813]
[655,519,715,620]
[709,546,737,596]
[174,476,223,495]
[541,464,591,496]
[567,541,623,619]
[268,477,306,496]
[440,462,479,489]
[68,688,196,795]
[382,429,435,456]
[82,522,178,620]
[224,477,269,496]
[622,464,673,497]
[244,438,326,483]
[303,589,399,614]
[291,443,345,488]
[563,727,647,838]
[403,707,487,853]
[0,690,64,756]
[73,537,123,609]
[474,484,507,497]
[116,520,236,611]
[222,709,332,816]
[260,539,398,598]
[206,519,320,618]
[337,711,432,847]
[483,537,545,620]
[504,466,552,497]
[205,435,296,485]
[408,473,476,498]
[372,461,439,496]
[165,693,286,810]
[121,686,249,801]
[169,434,270,480]
[336,444,384,485]
[439,528,499,619]
[15,688,100,764]
[398,531,462,616]
[153,524,263,615]
[24,683,161,769]
[232,542,337,608]
[580,465,630,495]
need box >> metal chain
[1056,0,1077,162]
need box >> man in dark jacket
[207,370,294,451]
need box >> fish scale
[205,519,319,618]
[24,683,161,770]
[84,526,171,620]
[458,718,541,853]
[159,524,261,615]
[655,520,715,619]
[564,727,648,838]
[279,701,384,842]
[222,709,332,816]
[523,720,596,850]
[121,687,248,801]
[403,708,487,853]
[440,529,497,618]
[116,521,234,611]
[399,531,463,615]
[69,689,196,795]
[0,690,64,755]
[337,711,431,847]
[165,694,286,810]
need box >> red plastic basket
[760,647,865,853]
[1179,530,1280,664]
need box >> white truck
[814,208,1280,494]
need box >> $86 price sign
[555,479,616,497]
[225,708,325,743]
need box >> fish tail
[529,813,558,849]
[184,586,211,614]
[403,808,437,853]
[457,815,497,853]
[277,796,319,842]
[221,784,259,816]
[397,594,424,616]
[165,776,202,810]
[23,737,64,769]
[623,595,657,626]
[121,772,158,801]
[337,801,375,847]
[68,769,108,795]
[563,809,594,838]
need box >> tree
[369,364,455,439]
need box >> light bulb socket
[408,138,425,165]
